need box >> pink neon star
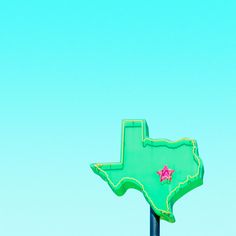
[157,165,175,182]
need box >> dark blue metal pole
[150,207,160,236]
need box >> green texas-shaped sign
[90,120,204,222]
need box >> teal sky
[0,0,235,235]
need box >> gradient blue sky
[0,1,235,235]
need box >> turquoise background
[0,0,235,235]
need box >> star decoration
[157,165,175,182]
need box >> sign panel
[90,120,204,222]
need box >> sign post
[91,119,204,234]
[150,207,160,236]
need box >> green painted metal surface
[90,120,204,223]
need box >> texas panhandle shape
[90,120,204,223]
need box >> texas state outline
[90,119,204,223]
